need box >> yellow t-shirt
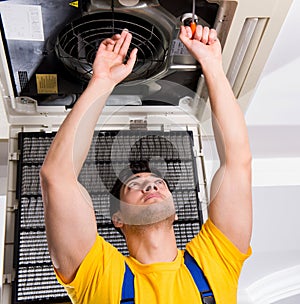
[55,219,251,304]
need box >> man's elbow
[227,146,252,169]
[39,161,63,188]
[40,162,55,190]
[239,151,252,186]
[39,163,67,207]
[40,160,77,192]
[243,149,252,168]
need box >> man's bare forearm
[41,31,137,182]
[179,25,252,253]
[39,31,137,282]
[41,80,113,181]
[202,61,252,166]
[201,49,252,253]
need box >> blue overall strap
[121,253,215,304]
[184,251,216,304]
[121,263,134,303]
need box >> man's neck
[123,216,178,264]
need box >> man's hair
[109,160,170,217]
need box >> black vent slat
[15,130,203,303]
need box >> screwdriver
[190,0,196,37]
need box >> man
[40,25,252,304]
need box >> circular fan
[55,11,169,83]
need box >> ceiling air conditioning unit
[0,0,292,126]
[0,1,292,303]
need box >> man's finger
[179,25,191,46]
[193,25,203,41]
[113,31,126,54]
[208,29,218,45]
[126,48,138,71]
[201,26,210,44]
[119,30,133,57]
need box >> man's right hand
[91,29,138,87]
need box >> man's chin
[126,214,177,230]
[119,201,176,226]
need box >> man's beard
[119,195,176,225]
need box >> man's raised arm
[179,25,252,254]
[40,30,137,282]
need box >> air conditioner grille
[55,12,169,83]
[14,130,203,302]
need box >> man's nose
[143,182,158,192]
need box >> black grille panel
[14,130,203,303]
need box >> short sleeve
[186,219,252,304]
[54,235,125,304]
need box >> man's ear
[112,211,124,228]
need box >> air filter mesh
[14,130,203,303]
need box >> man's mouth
[144,193,162,202]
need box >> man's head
[110,161,176,230]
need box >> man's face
[114,172,176,226]
[120,172,171,204]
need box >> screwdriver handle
[190,21,197,37]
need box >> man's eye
[128,182,139,189]
[155,179,164,185]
